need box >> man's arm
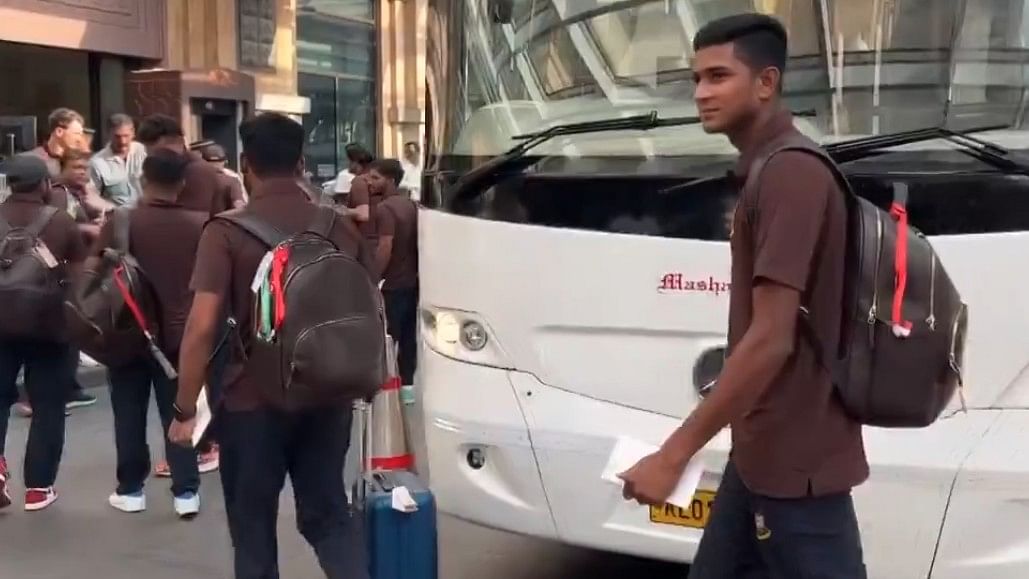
[346,177,371,222]
[657,282,799,468]
[620,152,832,504]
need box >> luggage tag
[251,250,274,294]
[34,242,59,269]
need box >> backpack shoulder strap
[216,210,288,249]
[744,134,856,198]
[25,206,59,238]
[306,206,338,240]
[744,134,849,384]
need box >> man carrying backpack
[92,149,205,518]
[619,14,868,578]
[0,155,87,511]
[169,113,377,579]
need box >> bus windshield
[432,0,1029,163]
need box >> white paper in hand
[191,386,212,448]
[602,436,705,509]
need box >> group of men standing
[0,106,421,579]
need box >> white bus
[417,1,1029,577]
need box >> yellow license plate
[649,490,716,529]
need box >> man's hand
[618,450,684,506]
[168,417,197,447]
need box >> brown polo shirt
[181,152,235,217]
[727,110,868,498]
[189,178,374,411]
[375,193,419,290]
[94,199,207,356]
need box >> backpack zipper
[926,254,937,331]
[286,315,370,390]
[867,210,885,343]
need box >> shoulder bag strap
[25,206,59,238]
[743,136,847,383]
[215,211,288,249]
[112,206,132,253]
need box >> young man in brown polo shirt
[136,114,233,476]
[368,158,420,385]
[94,149,204,518]
[338,143,379,241]
[168,113,372,579]
[619,14,867,578]
[0,155,87,512]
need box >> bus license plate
[649,490,716,529]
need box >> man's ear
[757,66,782,100]
[296,156,306,177]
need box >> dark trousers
[689,461,867,579]
[219,406,356,579]
[108,355,199,497]
[0,339,73,488]
[383,286,418,385]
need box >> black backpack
[746,134,969,427]
[0,206,68,340]
[65,208,159,367]
[216,206,387,411]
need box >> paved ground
[0,388,686,579]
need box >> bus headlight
[421,307,507,368]
[460,321,488,351]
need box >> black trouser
[107,355,199,497]
[219,406,356,579]
[0,339,73,488]
[383,286,418,385]
[689,461,867,579]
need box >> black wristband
[173,403,196,421]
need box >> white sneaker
[174,492,200,519]
[108,492,146,513]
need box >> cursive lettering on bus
[657,273,731,296]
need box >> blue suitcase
[364,470,438,579]
[353,397,438,579]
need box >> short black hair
[693,13,788,79]
[107,113,134,132]
[369,158,404,185]
[239,113,304,178]
[345,143,374,166]
[142,148,189,187]
[136,114,184,146]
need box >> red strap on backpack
[271,246,289,330]
[889,192,913,337]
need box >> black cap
[0,154,49,189]
[201,143,227,162]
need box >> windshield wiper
[824,124,1029,173]
[447,111,704,205]
[448,109,816,206]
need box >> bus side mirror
[489,0,514,23]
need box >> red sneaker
[24,487,57,512]
[0,457,10,510]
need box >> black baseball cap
[0,154,49,189]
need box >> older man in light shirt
[89,113,146,206]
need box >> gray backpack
[216,207,387,410]
[0,207,67,339]
[745,134,969,427]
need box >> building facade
[0,0,427,177]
